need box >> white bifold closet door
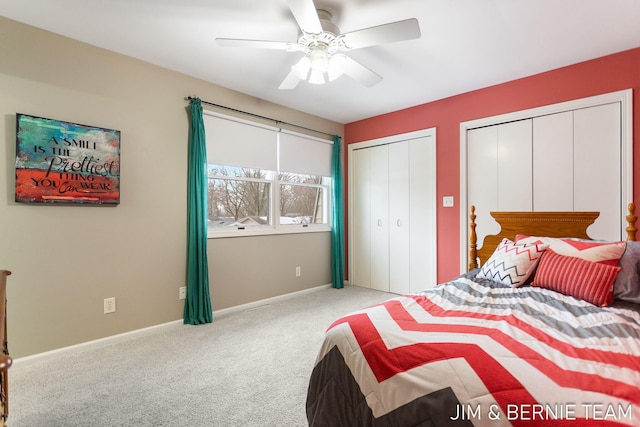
[369,144,390,292]
[573,103,621,239]
[404,139,435,293]
[533,111,574,211]
[467,101,622,246]
[351,135,436,294]
[533,103,621,239]
[388,142,410,293]
[467,119,532,244]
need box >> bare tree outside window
[208,166,271,227]
[279,172,325,224]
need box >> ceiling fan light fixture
[308,67,326,84]
[299,45,333,85]
[309,47,329,73]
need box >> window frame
[203,115,334,238]
[207,169,332,238]
[278,175,330,228]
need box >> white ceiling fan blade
[338,55,383,88]
[341,18,421,50]
[278,70,302,90]
[286,0,322,34]
[216,38,299,51]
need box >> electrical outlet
[104,297,116,314]
[179,286,186,300]
[296,266,301,277]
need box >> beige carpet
[10,285,394,427]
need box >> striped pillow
[515,235,626,266]
[532,249,621,306]
[477,238,549,287]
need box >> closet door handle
[397,219,402,227]
[377,219,382,226]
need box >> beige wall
[210,233,331,309]
[0,17,342,358]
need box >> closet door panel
[351,148,371,287]
[497,119,532,211]
[369,145,390,291]
[464,93,628,273]
[467,126,499,246]
[389,142,410,294]
[574,103,621,240]
[533,111,573,210]
[409,137,437,292]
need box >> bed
[306,205,640,426]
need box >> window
[203,111,333,237]
[278,172,329,225]
[207,165,273,228]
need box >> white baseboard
[212,283,331,317]
[13,283,332,367]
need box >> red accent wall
[344,47,640,284]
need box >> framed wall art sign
[15,113,121,205]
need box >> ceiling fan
[216,0,421,89]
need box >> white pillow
[477,238,549,287]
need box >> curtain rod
[186,96,337,139]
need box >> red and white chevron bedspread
[306,273,640,426]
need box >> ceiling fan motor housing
[297,9,342,54]
[317,10,339,37]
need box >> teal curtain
[184,98,213,324]
[330,135,345,289]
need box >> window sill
[207,225,331,239]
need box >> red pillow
[532,249,621,307]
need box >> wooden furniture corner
[0,270,11,426]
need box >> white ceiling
[2,0,640,124]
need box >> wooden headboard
[468,203,638,271]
